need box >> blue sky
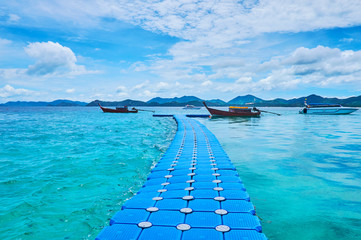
[1,0,361,102]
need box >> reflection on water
[209,116,256,124]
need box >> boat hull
[98,104,138,113]
[299,107,358,115]
[203,102,260,117]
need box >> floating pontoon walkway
[96,115,267,240]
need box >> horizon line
[1,93,361,105]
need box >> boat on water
[299,103,358,115]
[183,104,201,109]
[203,101,261,117]
[98,103,138,113]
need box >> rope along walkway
[96,115,267,240]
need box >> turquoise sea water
[1,106,361,239]
[0,107,175,240]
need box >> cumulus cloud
[4,0,361,98]
[197,45,361,94]
[9,0,361,39]
[107,0,361,91]
[0,41,98,96]
[25,41,91,76]
[0,84,32,98]
[11,1,361,54]
[250,46,361,91]
[80,0,361,42]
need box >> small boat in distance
[98,103,138,113]
[183,104,201,109]
[299,102,358,115]
[203,101,261,117]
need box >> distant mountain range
[147,96,202,104]
[228,95,264,105]
[88,94,361,107]
[2,94,361,107]
[0,99,87,107]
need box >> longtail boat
[203,101,261,117]
[98,103,138,113]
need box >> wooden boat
[203,102,261,117]
[98,103,138,113]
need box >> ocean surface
[0,106,360,240]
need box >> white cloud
[116,85,127,92]
[25,41,91,76]
[11,1,361,35]
[0,38,15,57]
[196,45,361,94]
[116,85,128,97]
[0,41,98,83]
[0,68,26,79]
[236,77,252,84]
[10,1,361,49]
[201,80,213,87]
[142,89,155,98]
[8,14,20,23]
[4,1,361,99]
[155,81,170,91]
[0,84,32,98]
[132,80,150,91]
[66,88,75,93]
[0,38,12,46]
[284,46,339,65]
[249,46,361,90]
[117,92,128,97]
[101,0,361,43]
[340,38,354,43]
[286,46,361,78]
[100,80,202,100]
[108,0,361,91]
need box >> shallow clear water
[1,106,360,240]
[0,107,175,240]
[197,107,361,240]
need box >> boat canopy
[307,103,341,108]
[229,106,249,109]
